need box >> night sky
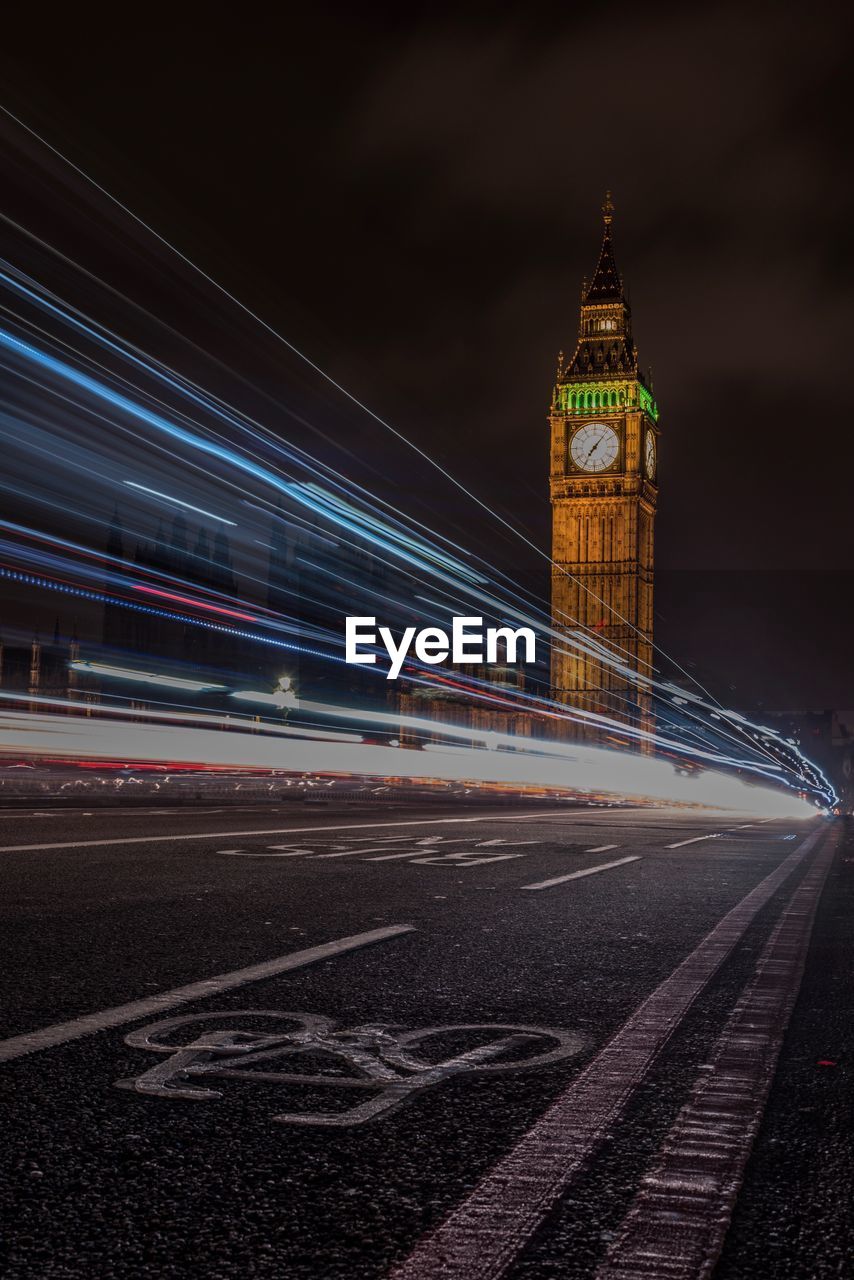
[1,4,852,712]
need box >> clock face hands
[568,422,657,476]
[570,422,619,472]
[645,433,656,478]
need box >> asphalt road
[0,802,850,1279]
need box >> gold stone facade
[549,196,658,737]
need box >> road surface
[0,803,850,1278]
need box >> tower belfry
[549,195,658,736]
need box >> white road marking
[367,838,539,864]
[220,849,308,858]
[119,1015,587,1125]
[666,833,722,848]
[0,811,803,856]
[585,843,619,853]
[0,812,559,853]
[596,830,837,1280]
[477,838,541,847]
[218,834,547,865]
[219,836,541,863]
[320,847,394,858]
[522,856,641,890]
[367,851,435,862]
[0,925,414,1064]
[345,835,415,843]
[412,853,523,867]
[391,829,826,1280]
[367,836,469,861]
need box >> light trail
[0,317,667,702]
[0,177,821,811]
[128,584,258,622]
[68,662,226,692]
[0,273,756,735]
[122,481,237,525]
[295,698,786,781]
[0,709,820,820]
[0,107,732,699]
[0,164,838,806]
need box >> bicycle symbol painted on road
[116,1011,586,1126]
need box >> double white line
[392,827,832,1280]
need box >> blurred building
[102,510,240,679]
[265,505,396,708]
[397,664,534,747]
[0,625,96,711]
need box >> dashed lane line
[585,843,620,853]
[666,833,723,848]
[667,829,780,849]
[390,827,826,1280]
[0,925,414,1063]
[522,856,641,891]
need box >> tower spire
[585,191,623,302]
[561,193,637,379]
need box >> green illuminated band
[555,378,659,421]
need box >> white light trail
[230,687,298,710]
[0,710,821,820]
[297,698,781,777]
[69,661,226,692]
[123,480,237,525]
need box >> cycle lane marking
[0,925,414,1064]
[115,1015,589,1127]
[390,827,827,1280]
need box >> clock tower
[549,194,659,737]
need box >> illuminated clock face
[570,422,619,473]
[645,431,656,479]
